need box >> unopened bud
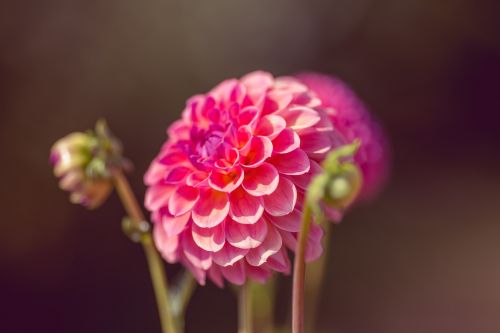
[50,119,129,209]
[306,141,363,221]
[324,163,362,209]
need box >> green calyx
[85,119,130,179]
[306,140,363,219]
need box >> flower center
[197,130,224,158]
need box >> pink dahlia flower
[145,71,387,286]
[296,72,389,200]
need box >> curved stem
[113,170,178,333]
[292,204,313,333]
[238,282,253,333]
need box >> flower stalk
[304,221,332,333]
[238,282,253,333]
[292,142,362,333]
[113,170,178,333]
[292,203,313,333]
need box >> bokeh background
[1,0,500,332]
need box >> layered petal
[192,222,226,252]
[262,177,297,216]
[228,186,264,224]
[208,166,244,192]
[192,189,229,228]
[254,115,286,140]
[278,106,321,130]
[220,260,246,285]
[268,149,310,175]
[239,136,273,168]
[161,211,191,237]
[267,209,302,232]
[182,232,213,270]
[272,128,300,154]
[246,222,282,266]
[168,185,199,216]
[145,184,176,211]
[213,244,248,267]
[226,218,268,249]
[242,163,279,196]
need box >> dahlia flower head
[144,71,388,286]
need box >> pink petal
[298,107,334,132]
[207,265,224,288]
[228,187,264,224]
[262,177,297,217]
[192,222,226,252]
[220,260,246,285]
[278,224,324,262]
[214,147,240,169]
[153,224,179,263]
[213,244,248,267]
[267,209,301,232]
[246,222,282,266]
[167,119,190,141]
[226,218,268,249]
[278,106,321,130]
[188,95,215,126]
[242,162,279,196]
[182,232,213,270]
[164,166,192,184]
[144,161,166,186]
[182,258,207,286]
[238,106,260,127]
[158,151,188,166]
[324,205,343,223]
[278,229,297,253]
[287,160,322,190]
[254,115,286,140]
[268,149,310,175]
[299,130,333,155]
[161,211,191,237]
[246,264,272,283]
[192,189,229,228]
[229,83,247,105]
[262,90,293,114]
[240,71,273,104]
[208,166,244,193]
[239,136,273,168]
[144,184,175,211]
[168,185,199,216]
[274,77,308,94]
[266,248,291,274]
[305,224,324,262]
[234,125,252,149]
[186,171,209,187]
[209,79,238,105]
[272,128,300,154]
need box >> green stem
[252,278,276,333]
[113,170,178,333]
[238,282,253,333]
[305,222,331,333]
[292,203,313,333]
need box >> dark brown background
[1,0,500,332]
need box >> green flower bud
[305,140,363,220]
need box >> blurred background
[1,0,500,332]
